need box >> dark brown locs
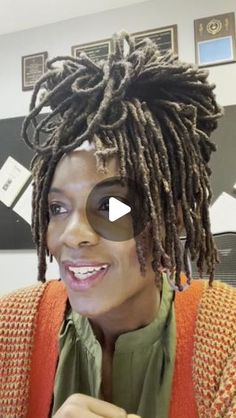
[21,31,223,289]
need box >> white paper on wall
[209,192,236,234]
[0,156,31,207]
[12,182,33,225]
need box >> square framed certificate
[71,39,111,63]
[22,51,48,91]
[132,25,178,56]
[194,12,236,67]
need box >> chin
[69,298,109,318]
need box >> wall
[0,0,236,293]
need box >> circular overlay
[86,176,148,241]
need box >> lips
[62,260,110,291]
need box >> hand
[53,394,141,417]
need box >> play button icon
[109,197,131,222]
[86,176,148,241]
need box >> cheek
[112,239,141,272]
[128,241,140,265]
[46,223,59,255]
[125,233,154,274]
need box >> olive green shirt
[51,276,176,418]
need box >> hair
[21,31,223,290]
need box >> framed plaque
[132,25,178,55]
[194,12,236,67]
[71,39,111,63]
[22,51,48,91]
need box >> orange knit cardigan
[0,279,236,418]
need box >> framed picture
[71,39,111,63]
[194,12,236,67]
[22,51,48,91]
[132,25,178,56]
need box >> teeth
[74,272,98,280]
[68,264,108,280]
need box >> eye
[48,202,67,217]
[98,197,110,212]
[98,196,130,212]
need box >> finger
[67,394,127,418]
[83,396,127,417]
[127,415,142,418]
[53,401,104,418]
[54,407,104,418]
[128,415,141,417]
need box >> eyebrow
[48,187,63,194]
[97,179,127,189]
[48,179,127,195]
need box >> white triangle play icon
[109,197,131,222]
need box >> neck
[89,283,161,353]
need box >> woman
[1,32,236,418]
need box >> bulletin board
[0,105,235,249]
[0,116,34,249]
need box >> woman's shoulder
[197,279,236,325]
[0,282,47,312]
[175,277,236,317]
[1,280,49,305]
[194,279,236,351]
[0,279,66,320]
[193,280,236,415]
[0,280,67,417]
[0,279,67,365]
[176,278,236,336]
[174,278,236,357]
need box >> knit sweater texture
[0,279,236,418]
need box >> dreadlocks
[21,31,223,290]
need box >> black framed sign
[71,39,111,63]
[194,12,236,67]
[22,51,48,91]
[132,25,178,55]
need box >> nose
[61,211,99,248]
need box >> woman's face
[47,149,157,318]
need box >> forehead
[51,148,120,188]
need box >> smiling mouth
[63,263,110,291]
[68,264,109,280]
